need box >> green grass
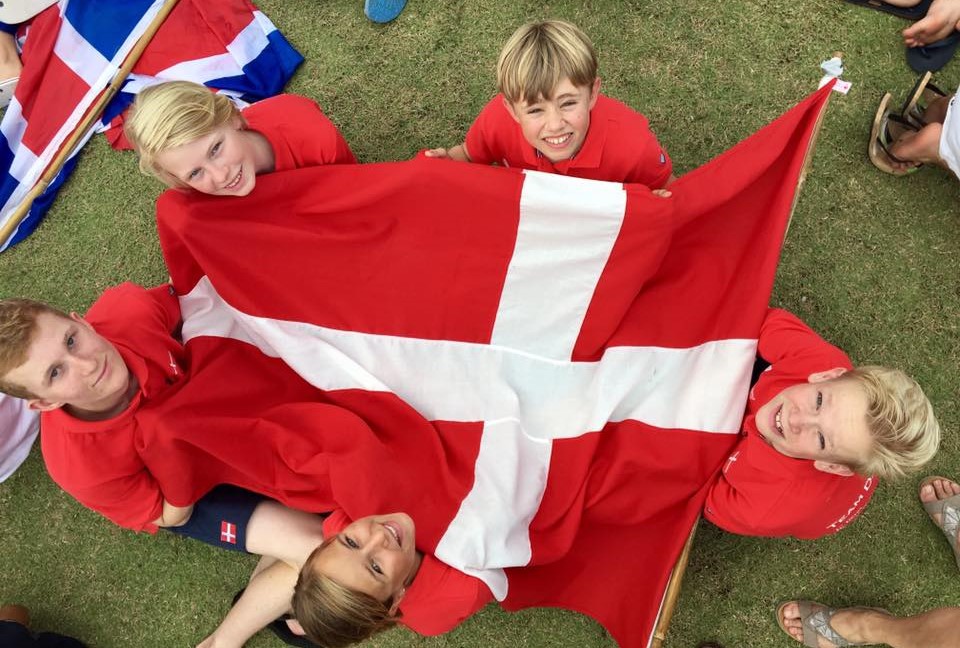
[1,0,958,646]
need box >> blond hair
[291,541,399,648]
[496,19,598,105]
[124,80,242,187]
[842,366,940,479]
[0,298,68,398]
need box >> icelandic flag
[0,0,302,252]
[141,84,833,646]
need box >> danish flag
[219,520,237,545]
[140,83,834,647]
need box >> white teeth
[544,134,571,145]
[775,408,783,434]
[384,523,400,544]
[225,170,242,189]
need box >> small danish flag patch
[220,520,237,544]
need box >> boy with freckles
[704,308,941,539]
[427,19,675,191]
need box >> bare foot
[919,475,960,559]
[778,601,883,648]
[903,0,960,47]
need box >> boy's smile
[310,512,421,605]
[506,77,601,163]
[4,312,134,419]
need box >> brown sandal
[868,92,922,175]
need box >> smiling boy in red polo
[704,308,941,539]
[427,19,674,190]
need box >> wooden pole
[651,518,699,648]
[0,0,181,247]
[784,78,835,239]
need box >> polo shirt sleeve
[40,427,165,533]
[703,441,788,537]
[70,469,164,533]
[627,117,673,189]
[464,95,508,166]
[398,555,492,635]
[249,95,357,169]
[757,308,849,368]
[146,283,181,333]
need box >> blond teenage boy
[0,284,193,531]
[427,20,675,189]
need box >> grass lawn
[0,0,958,646]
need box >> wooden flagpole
[651,518,698,648]
[784,74,836,239]
[0,0,181,247]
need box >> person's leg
[904,0,960,46]
[866,607,960,648]
[890,121,945,165]
[919,475,960,562]
[0,604,29,627]
[921,94,953,125]
[0,30,20,82]
[779,602,960,648]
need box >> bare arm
[424,142,472,162]
[196,501,327,647]
[152,500,193,528]
[196,558,299,648]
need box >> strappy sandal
[869,92,923,175]
[776,601,885,647]
[901,71,949,127]
[919,476,960,571]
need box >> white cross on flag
[147,83,833,647]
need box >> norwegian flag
[140,84,833,647]
[0,0,302,251]
[219,520,237,544]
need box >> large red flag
[144,83,833,647]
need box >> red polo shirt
[243,94,357,171]
[703,309,877,539]
[323,510,492,635]
[40,283,185,533]
[464,93,672,188]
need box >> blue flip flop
[364,0,407,23]
[842,0,932,20]
[906,30,960,72]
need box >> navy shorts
[165,485,266,553]
[0,23,17,35]
[0,622,85,648]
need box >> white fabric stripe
[491,171,626,360]
[55,15,111,87]
[252,10,279,35]
[2,99,37,185]
[147,14,271,83]
[116,73,248,109]
[434,419,551,600]
[182,277,755,436]
[182,277,753,599]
